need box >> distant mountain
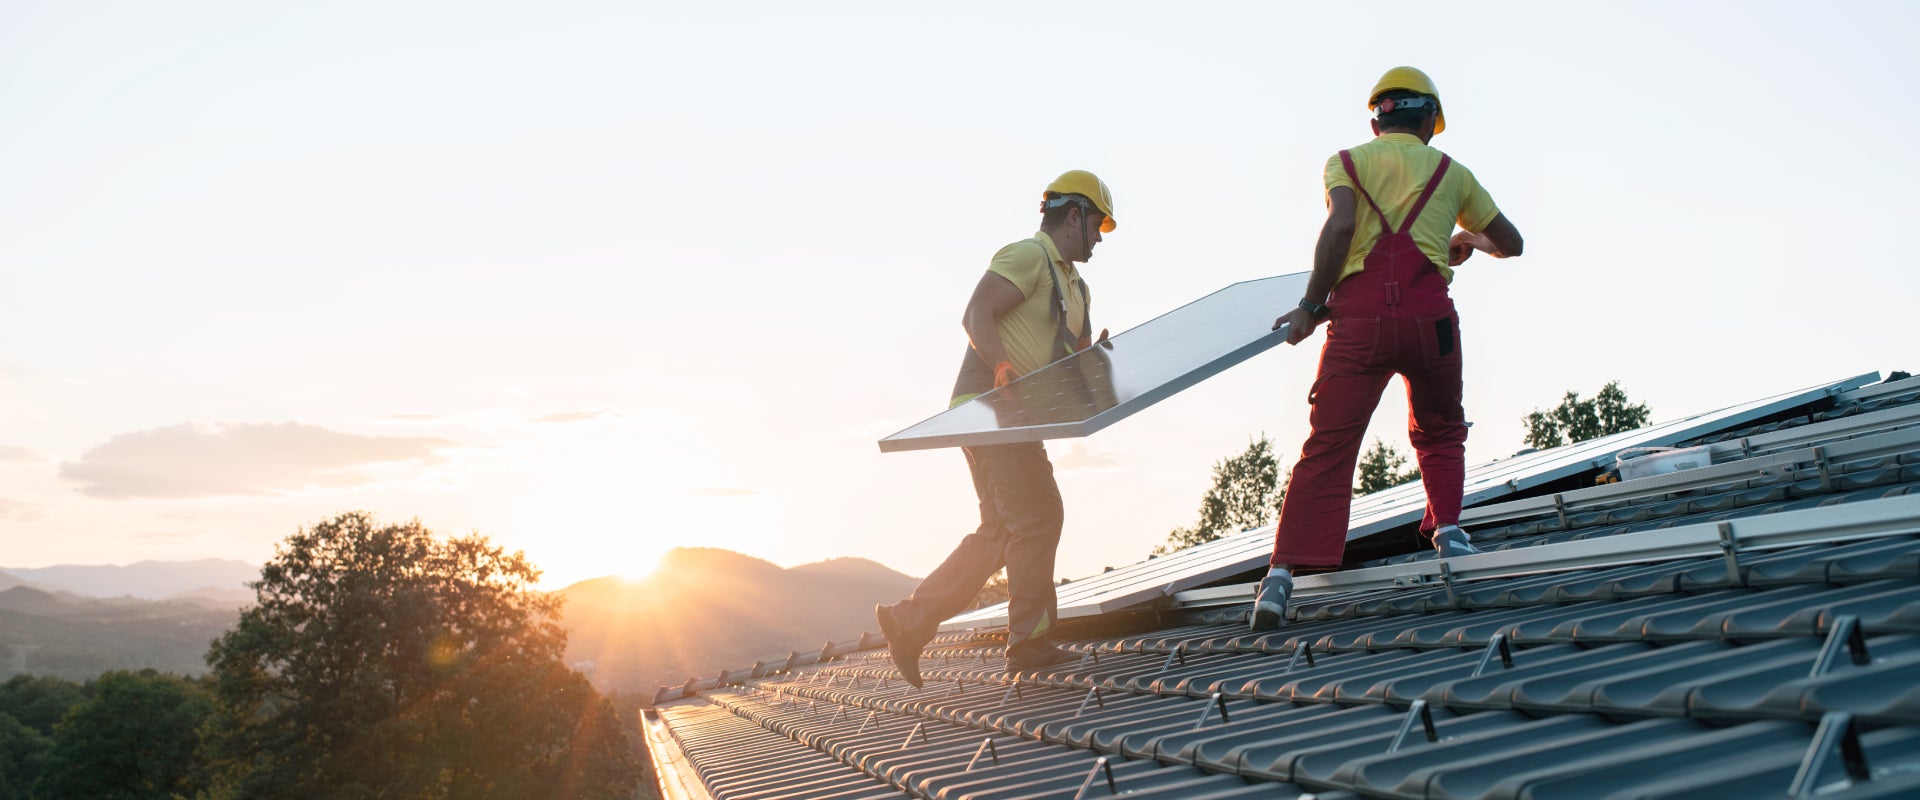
[558,548,920,697]
[0,558,258,600]
[0,548,922,695]
[0,571,51,593]
[0,586,236,681]
[789,556,916,584]
[164,586,256,609]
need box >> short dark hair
[1041,192,1098,228]
[1374,88,1437,131]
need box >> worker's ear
[1369,118,1382,136]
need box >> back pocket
[1418,313,1461,365]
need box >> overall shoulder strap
[1036,239,1085,355]
[1340,150,1394,232]
[1397,154,1453,235]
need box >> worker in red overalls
[1254,67,1526,630]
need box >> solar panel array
[941,372,1879,629]
[878,273,1310,452]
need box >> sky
[3,1,1917,589]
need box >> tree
[969,570,1010,610]
[0,712,52,800]
[1522,380,1652,449]
[0,674,82,800]
[1354,438,1421,496]
[33,670,212,800]
[0,674,87,735]
[1160,435,1283,553]
[202,512,642,800]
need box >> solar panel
[877,273,1311,453]
[939,372,1880,630]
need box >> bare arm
[961,272,1026,383]
[1449,212,1524,264]
[1273,186,1357,344]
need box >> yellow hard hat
[1043,170,1116,232]
[1368,66,1446,134]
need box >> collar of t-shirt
[1031,230,1078,282]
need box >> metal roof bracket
[1160,644,1186,671]
[1079,649,1101,667]
[1553,493,1569,530]
[1813,445,1834,492]
[898,722,928,750]
[998,682,1023,706]
[857,710,876,734]
[1192,692,1230,729]
[832,706,846,722]
[1440,562,1460,609]
[1072,756,1118,799]
[1285,642,1315,673]
[948,680,965,697]
[1789,712,1870,797]
[1718,522,1746,587]
[1074,687,1105,718]
[1809,615,1871,678]
[1387,699,1439,753]
[1471,633,1515,677]
[966,736,1001,771]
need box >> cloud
[1052,443,1121,473]
[60,422,456,499]
[535,409,615,424]
[380,413,443,422]
[685,486,757,497]
[128,531,198,542]
[0,446,42,463]
[0,497,45,522]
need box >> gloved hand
[993,360,1020,389]
[1074,328,1112,351]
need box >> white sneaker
[1433,525,1480,558]
[1249,568,1293,631]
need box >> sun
[615,546,669,583]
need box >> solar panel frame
[877,273,1310,453]
[939,371,1880,630]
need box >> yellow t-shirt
[1324,133,1501,285]
[984,231,1087,376]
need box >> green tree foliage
[1160,435,1283,553]
[0,711,52,800]
[0,674,83,799]
[1353,438,1421,496]
[203,512,642,800]
[969,570,1010,610]
[33,670,212,800]
[0,674,88,735]
[1522,381,1652,449]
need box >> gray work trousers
[892,441,1063,650]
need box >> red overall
[1270,151,1468,569]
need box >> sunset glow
[2,2,1914,593]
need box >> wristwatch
[1297,298,1330,320]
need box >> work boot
[874,602,925,688]
[1249,567,1293,631]
[1433,525,1481,558]
[1006,641,1078,675]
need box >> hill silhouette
[558,547,918,696]
[0,558,256,600]
[0,586,236,680]
[0,550,922,695]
